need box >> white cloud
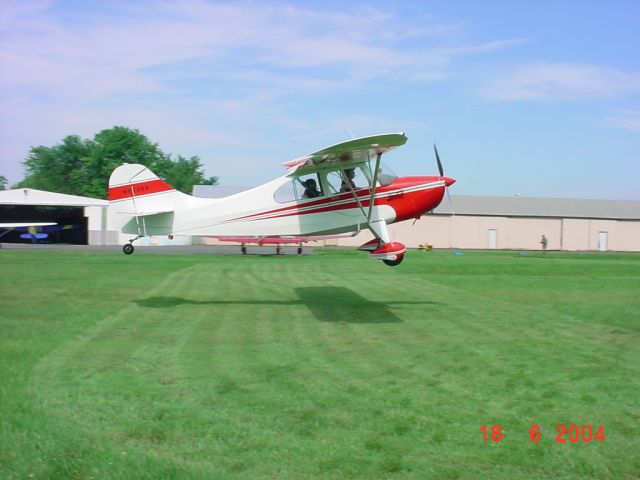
[0,1,519,100]
[605,110,640,132]
[479,62,640,101]
[0,1,523,184]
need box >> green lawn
[1,248,639,479]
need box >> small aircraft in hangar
[108,133,455,266]
[0,223,79,242]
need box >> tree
[160,155,218,194]
[0,175,8,190]
[19,135,93,196]
[17,127,218,198]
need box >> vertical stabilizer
[108,164,190,214]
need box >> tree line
[3,126,218,197]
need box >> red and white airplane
[108,133,455,266]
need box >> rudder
[108,163,190,215]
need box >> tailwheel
[383,253,404,267]
[122,243,135,255]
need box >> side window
[325,170,343,195]
[297,174,323,199]
[274,179,297,203]
[275,174,324,203]
[324,167,368,195]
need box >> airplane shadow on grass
[135,287,441,324]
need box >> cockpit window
[274,179,296,203]
[325,166,368,195]
[274,173,323,204]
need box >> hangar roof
[433,195,640,220]
[0,188,108,207]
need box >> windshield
[378,162,398,186]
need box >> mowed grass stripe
[30,265,205,419]
[174,260,397,475]
[2,250,639,478]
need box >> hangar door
[487,229,498,249]
[598,231,608,252]
[0,205,88,244]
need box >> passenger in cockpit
[340,169,356,192]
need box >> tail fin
[108,164,191,237]
[108,163,191,215]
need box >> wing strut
[129,184,147,242]
[367,152,382,224]
[365,152,389,243]
[338,167,368,220]
[337,151,387,243]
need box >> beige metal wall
[505,218,562,250]
[561,218,590,251]
[615,221,640,251]
[564,219,640,252]
[333,215,640,252]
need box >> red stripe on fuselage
[230,190,362,222]
[231,176,446,223]
[108,179,174,201]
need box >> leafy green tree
[17,127,217,198]
[19,135,93,195]
[84,126,168,197]
[160,155,218,194]
[0,175,8,190]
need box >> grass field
[1,248,639,479]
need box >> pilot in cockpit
[302,178,321,198]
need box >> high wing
[0,222,56,228]
[283,132,407,175]
[283,133,408,250]
[0,222,58,240]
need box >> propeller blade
[434,144,444,177]
[434,143,454,213]
[446,188,455,216]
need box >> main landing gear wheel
[122,243,135,255]
[383,253,404,267]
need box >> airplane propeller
[434,144,444,177]
[434,143,455,215]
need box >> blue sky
[1,0,639,199]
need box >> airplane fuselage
[108,132,456,264]
[109,173,453,238]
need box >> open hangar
[0,188,109,245]
[331,195,640,252]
